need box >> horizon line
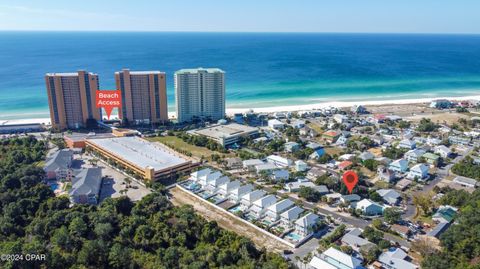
[1,30,480,35]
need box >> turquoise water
[285,232,302,241]
[1,32,480,120]
[49,183,59,191]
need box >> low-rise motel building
[85,136,198,181]
[188,123,259,147]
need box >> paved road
[260,182,412,248]
[402,146,473,219]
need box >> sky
[0,0,479,33]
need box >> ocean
[1,32,480,120]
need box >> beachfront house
[280,206,304,226]
[243,159,264,172]
[69,167,102,205]
[430,99,453,109]
[405,149,426,163]
[398,139,416,149]
[355,199,384,216]
[250,195,277,218]
[295,212,320,237]
[229,184,254,202]
[284,141,300,153]
[376,189,401,205]
[309,247,363,269]
[218,180,241,196]
[407,163,430,180]
[240,189,266,207]
[44,149,74,181]
[389,159,408,173]
[265,199,295,221]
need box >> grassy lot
[146,136,216,159]
[324,146,344,156]
[307,122,324,134]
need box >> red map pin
[342,170,359,194]
[96,90,122,120]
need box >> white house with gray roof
[280,206,304,226]
[378,248,418,269]
[341,228,376,252]
[295,212,320,236]
[377,189,401,205]
[405,149,426,163]
[240,189,266,207]
[407,163,429,180]
[229,184,254,202]
[218,180,241,196]
[389,159,408,173]
[309,247,363,269]
[250,195,277,218]
[265,199,295,221]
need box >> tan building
[46,71,101,130]
[115,69,168,125]
[85,137,197,181]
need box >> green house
[423,152,440,166]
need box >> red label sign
[342,170,359,194]
[96,90,121,120]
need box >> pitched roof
[377,189,401,204]
[191,168,212,178]
[241,189,266,202]
[280,206,304,221]
[295,212,319,227]
[322,247,363,269]
[378,248,418,269]
[44,149,73,172]
[253,194,277,207]
[267,199,294,213]
[69,168,102,197]
[341,228,375,249]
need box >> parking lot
[82,153,152,202]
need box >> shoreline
[224,94,480,115]
[1,94,479,126]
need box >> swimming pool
[284,232,302,242]
[228,205,243,213]
[50,183,59,191]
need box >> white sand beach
[2,94,479,125]
[224,95,480,116]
